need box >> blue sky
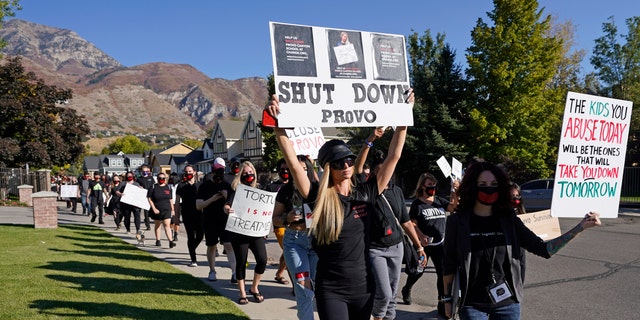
[9,0,640,80]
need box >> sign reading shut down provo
[269,21,413,128]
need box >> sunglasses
[329,157,355,170]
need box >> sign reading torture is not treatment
[269,22,413,128]
[225,184,277,237]
[552,92,632,218]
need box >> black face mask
[477,186,499,205]
[242,173,255,185]
[212,169,225,182]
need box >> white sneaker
[208,270,217,281]
[189,261,198,267]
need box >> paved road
[403,209,640,320]
[3,204,638,319]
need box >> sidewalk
[0,203,436,320]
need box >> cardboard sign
[270,21,412,128]
[60,185,78,198]
[285,127,325,159]
[225,184,277,237]
[451,157,463,181]
[551,92,632,218]
[517,210,561,240]
[119,184,151,210]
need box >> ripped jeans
[283,229,318,320]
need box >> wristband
[440,296,452,303]
[364,141,373,148]
[416,247,424,252]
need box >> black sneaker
[155,240,161,246]
[230,274,237,284]
[402,286,412,305]
[169,241,176,248]
[90,215,96,223]
[173,233,178,241]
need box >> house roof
[216,119,244,140]
[155,153,176,166]
[83,155,102,170]
[321,127,346,140]
[184,149,204,165]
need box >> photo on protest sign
[269,21,412,128]
[551,91,632,218]
[119,184,151,211]
[225,184,277,237]
[327,29,366,79]
[285,127,325,159]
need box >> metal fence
[621,167,640,206]
[0,168,51,199]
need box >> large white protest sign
[270,22,412,128]
[225,184,277,237]
[285,127,325,159]
[551,92,632,218]
[120,184,151,211]
[451,157,463,181]
[60,185,78,198]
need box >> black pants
[404,244,444,298]
[90,196,104,221]
[182,209,204,262]
[119,203,141,232]
[231,233,267,280]
[316,293,374,320]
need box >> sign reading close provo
[269,21,413,128]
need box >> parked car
[520,179,554,212]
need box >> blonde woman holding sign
[224,161,268,305]
[266,90,413,320]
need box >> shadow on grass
[48,247,157,262]
[30,300,249,320]
[39,260,211,295]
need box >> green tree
[0,1,20,52]
[261,73,283,170]
[101,134,150,154]
[182,138,202,149]
[590,16,640,166]
[466,0,563,178]
[0,57,89,168]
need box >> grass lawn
[0,224,249,320]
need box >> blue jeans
[459,303,521,320]
[283,229,318,320]
[369,242,403,319]
[80,194,90,213]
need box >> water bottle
[416,256,425,273]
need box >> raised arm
[354,127,384,174]
[545,212,601,256]
[374,89,413,193]
[267,95,311,199]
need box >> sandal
[274,276,289,285]
[249,290,264,303]
[238,296,249,305]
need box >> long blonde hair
[309,163,355,245]
[231,161,257,190]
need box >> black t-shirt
[266,180,286,193]
[467,214,516,308]
[275,182,308,228]
[369,185,408,248]
[308,177,378,299]
[409,196,449,245]
[196,178,233,223]
[176,181,199,213]
[89,180,106,199]
[148,184,172,212]
[137,175,155,190]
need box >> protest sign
[451,157,463,181]
[269,21,412,128]
[225,184,277,237]
[551,92,632,218]
[60,185,78,199]
[436,156,452,178]
[285,127,325,159]
[517,210,561,240]
[120,184,150,210]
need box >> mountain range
[0,19,269,139]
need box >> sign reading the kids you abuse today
[552,92,632,218]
